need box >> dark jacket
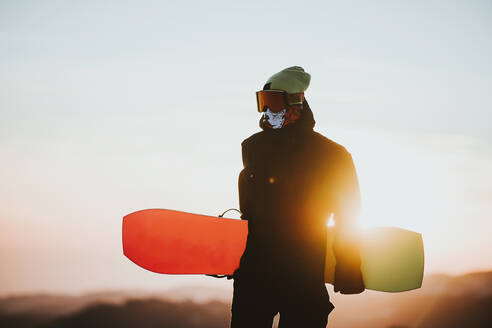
[237,101,364,294]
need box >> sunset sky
[1,0,491,295]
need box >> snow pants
[230,274,334,328]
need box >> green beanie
[264,66,311,94]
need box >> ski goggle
[256,90,304,113]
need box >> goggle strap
[287,93,304,105]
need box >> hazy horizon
[1,0,491,295]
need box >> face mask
[261,106,302,129]
[264,108,287,129]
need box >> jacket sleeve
[238,170,249,221]
[238,141,249,221]
[332,150,365,294]
[333,151,361,230]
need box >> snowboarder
[231,66,365,327]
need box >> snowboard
[122,209,424,292]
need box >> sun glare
[327,213,335,227]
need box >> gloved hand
[333,232,365,294]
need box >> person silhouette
[231,66,365,328]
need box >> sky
[0,0,491,295]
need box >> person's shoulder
[310,131,351,156]
[241,131,266,148]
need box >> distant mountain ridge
[1,271,491,328]
[0,288,230,317]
